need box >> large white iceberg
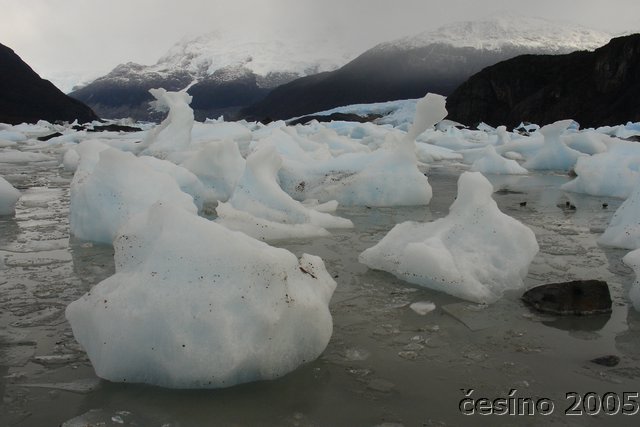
[522,120,586,171]
[561,142,640,198]
[66,203,336,388]
[470,145,528,175]
[140,88,194,156]
[70,148,197,244]
[0,176,21,215]
[216,144,353,240]
[359,172,539,303]
[139,156,216,212]
[598,184,640,249]
[180,140,246,202]
[279,93,446,207]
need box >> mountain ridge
[240,15,612,121]
[445,33,640,128]
[0,43,98,125]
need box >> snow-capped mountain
[381,14,611,53]
[242,15,614,121]
[156,31,354,86]
[70,31,356,121]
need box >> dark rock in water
[590,355,620,367]
[288,113,382,126]
[37,132,63,141]
[0,43,99,125]
[446,34,640,128]
[88,124,142,133]
[522,280,612,315]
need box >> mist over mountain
[70,31,356,121]
[69,15,613,123]
[446,33,640,128]
[241,15,612,121]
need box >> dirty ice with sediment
[2,88,640,406]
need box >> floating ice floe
[140,88,194,157]
[66,202,336,388]
[216,144,352,240]
[279,94,446,207]
[622,249,640,312]
[470,145,528,175]
[180,139,246,202]
[415,142,463,163]
[561,141,640,198]
[139,156,216,212]
[0,176,21,215]
[522,120,587,171]
[70,148,197,244]
[359,171,539,303]
[599,184,640,249]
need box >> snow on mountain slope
[154,31,355,86]
[380,14,612,53]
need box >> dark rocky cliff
[0,43,99,125]
[240,44,526,121]
[446,34,640,128]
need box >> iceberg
[522,120,586,171]
[140,89,194,157]
[278,93,446,207]
[470,145,528,175]
[70,148,197,244]
[561,141,640,198]
[359,172,539,303]
[599,184,640,249]
[216,144,352,240]
[180,140,246,202]
[66,203,336,388]
[0,176,21,215]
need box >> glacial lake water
[1,149,640,426]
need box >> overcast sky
[1,0,639,91]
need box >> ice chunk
[70,148,197,244]
[415,142,463,163]
[599,184,640,249]
[180,140,245,201]
[495,126,511,145]
[470,145,528,175]
[0,129,27,142]
[561,141,640,198]
[139,156,216,212]
[280,95,442,207]
[216,145,352,240]
[359,172,539,303]
[622,249,640,312]
[66,203,336,388]
[62,148,81,172]
[300,140,433,206]
[564,131,608,155]
[522,120,586,171]
[409,301,436,315]
[140,88,194,156]
[0,176,21,215]
[405,93,448,142]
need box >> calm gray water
[1,151,639,427]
